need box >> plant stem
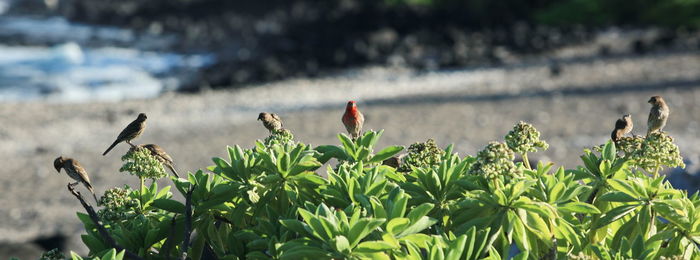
[653,166,660,177]
[66,184,145,260]
[139,176,145,211]
[522,152,531,170]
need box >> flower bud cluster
[98,186,139,223]
[398,139,444,172]
[505,121,549,154]
[120,147,167,179]
[469,142,521,179]
[633,132,685,172]
[40,248,65,260]
[264,129,295,147]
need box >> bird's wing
[117,120,140,140]
[272,113,283,127]
[356,112,365,128]
[341,113,354,132]
[158,149,174,165]
[69,160,91,184]
[648,108,661,125]
[614,118,626,129]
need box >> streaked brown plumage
[257,112,283,133]
[611,114,633,142]
[647,96,670,135]
[342,101,365,139]
[103,113,147,155]
[54,156,98,203]
[133,144,180,178]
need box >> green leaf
[607,179,642,198]
[81,234,106,253]
[368,146,404,164]
[559,202,601,214]
[400,233,434,248]
[101,249,117,260]
[280,219,314,238]
[386,218,410,235]
[407,203,434,224]
[598,191,640,202]
[512,199,554,218]
[334,235,350,253]
[76,212,95,229]
[653,202,690,228]
[356,147,372,162]
[549,182,566,203]
[316,145,347,163]
[512,251,529,260]
[355,241,397,252]
[190,229,207,260]
[390,196,408,220]
[510,212,529,252]
[70,251,84,260]
[592,204,640,229]
[279,245,331,260]
[152,199,185,213]
[338,134,357,158]
[398,216,437,238]
[602,140,616,161]
[445,235,468,260]
[348,219,386,248]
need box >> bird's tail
[85,183,99,204]
[103,140,120,156]
[167,164,180,178]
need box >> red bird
[342,101,365,139]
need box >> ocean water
[0,15,214,103]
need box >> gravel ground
[1,50,699,257]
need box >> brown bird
[133,144,180,178]
[382,156,401,168]
[103,113,147,156]
[54,156,98,203]
[611,114,634,142]
[342,101,365,139]
[647,96,670,135]
[257,112,283,133]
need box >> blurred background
[1,0,700,258]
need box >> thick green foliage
[70,124,697,259]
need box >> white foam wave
[0,42,213,103]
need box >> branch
[67,184,145,260]
[161,214,179,260]
[181,185,196,260]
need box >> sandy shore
[1,50,700,257]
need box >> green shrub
[67,123,697,259]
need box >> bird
[54,156,98,203]
[342,101,365,139]
[132,144,180,178]
[647,96,670,135]
[382,156,401,168]
[257,112,283,133]
[103,113,147,156]
[611,114,633,142]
